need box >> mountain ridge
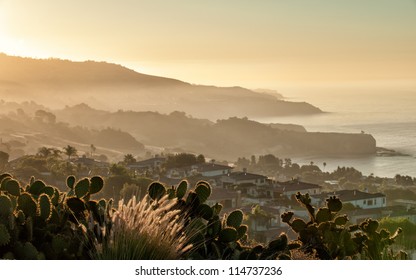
[0,53,322,119]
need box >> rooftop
[208,188,239,201]
[227,171,268,181]
[276,179,322,192]
[314,189,386,202]
[196,163,233,172]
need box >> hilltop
[0,53,322,119]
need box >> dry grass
[94,195,192,259]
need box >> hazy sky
[0,0,415,87]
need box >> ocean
[256,84,416,178]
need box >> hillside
[55,104,375,159]
[0,53,322,119]
[0,101,376,160]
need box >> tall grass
[93,195,192,259]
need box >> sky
[0,0,415,88]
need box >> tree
[196,154,205,164]
[164,153,199,168]
[63,145,77,160]
[123,154,136,165]
[110,164,129,176]
[37,147,52,158]
[323,162,327,171]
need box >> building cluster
[127,156,416,243]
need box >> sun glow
[0,32,26,56]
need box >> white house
[314,190,386,209]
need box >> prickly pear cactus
[281,192,406,260]
[146,179,292,260]
[0,173,111,260]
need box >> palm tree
[123,154,136,165]
[37,147,52,157]
[63,145,77,160]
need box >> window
[367,200,373,206]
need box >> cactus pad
[0,173,12,183]
[38,194,52,221]
[148,182,166,200]
[226,210,244,229]
[66,197,86,214]
[66,175,76,189]
[195,181,211,203]
[291,218,307,233]
[361,219,379,234]
[4,179,20,196]
[212,203,223,216]
[316,208,332,223]
[268,233,288,251]
[335,215,349,226]
[236,225,248,240]
[196,203,214,220]
[39,186,55,197]
[327,196,343,212]
[219,227,238,243]
[281,211,294,223]
[74,178,90,198]
[176,180,188,199]
[90,176,104,194]
[28,180,46,196]
[17,193,37,217]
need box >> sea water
[256,84,416,178]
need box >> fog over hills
[0,53,321,119]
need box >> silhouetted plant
[281,192,406,260]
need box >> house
[165,166,192,179]
[275,179,322,198]
[313,189,387,209]
[193,162,233,177]
[221,170,269,188]
[127,157,166,174]
[73,155,109,168]
[206,188,241,209]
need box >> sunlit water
[256,85,416,177]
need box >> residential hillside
[0,53,322,119]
